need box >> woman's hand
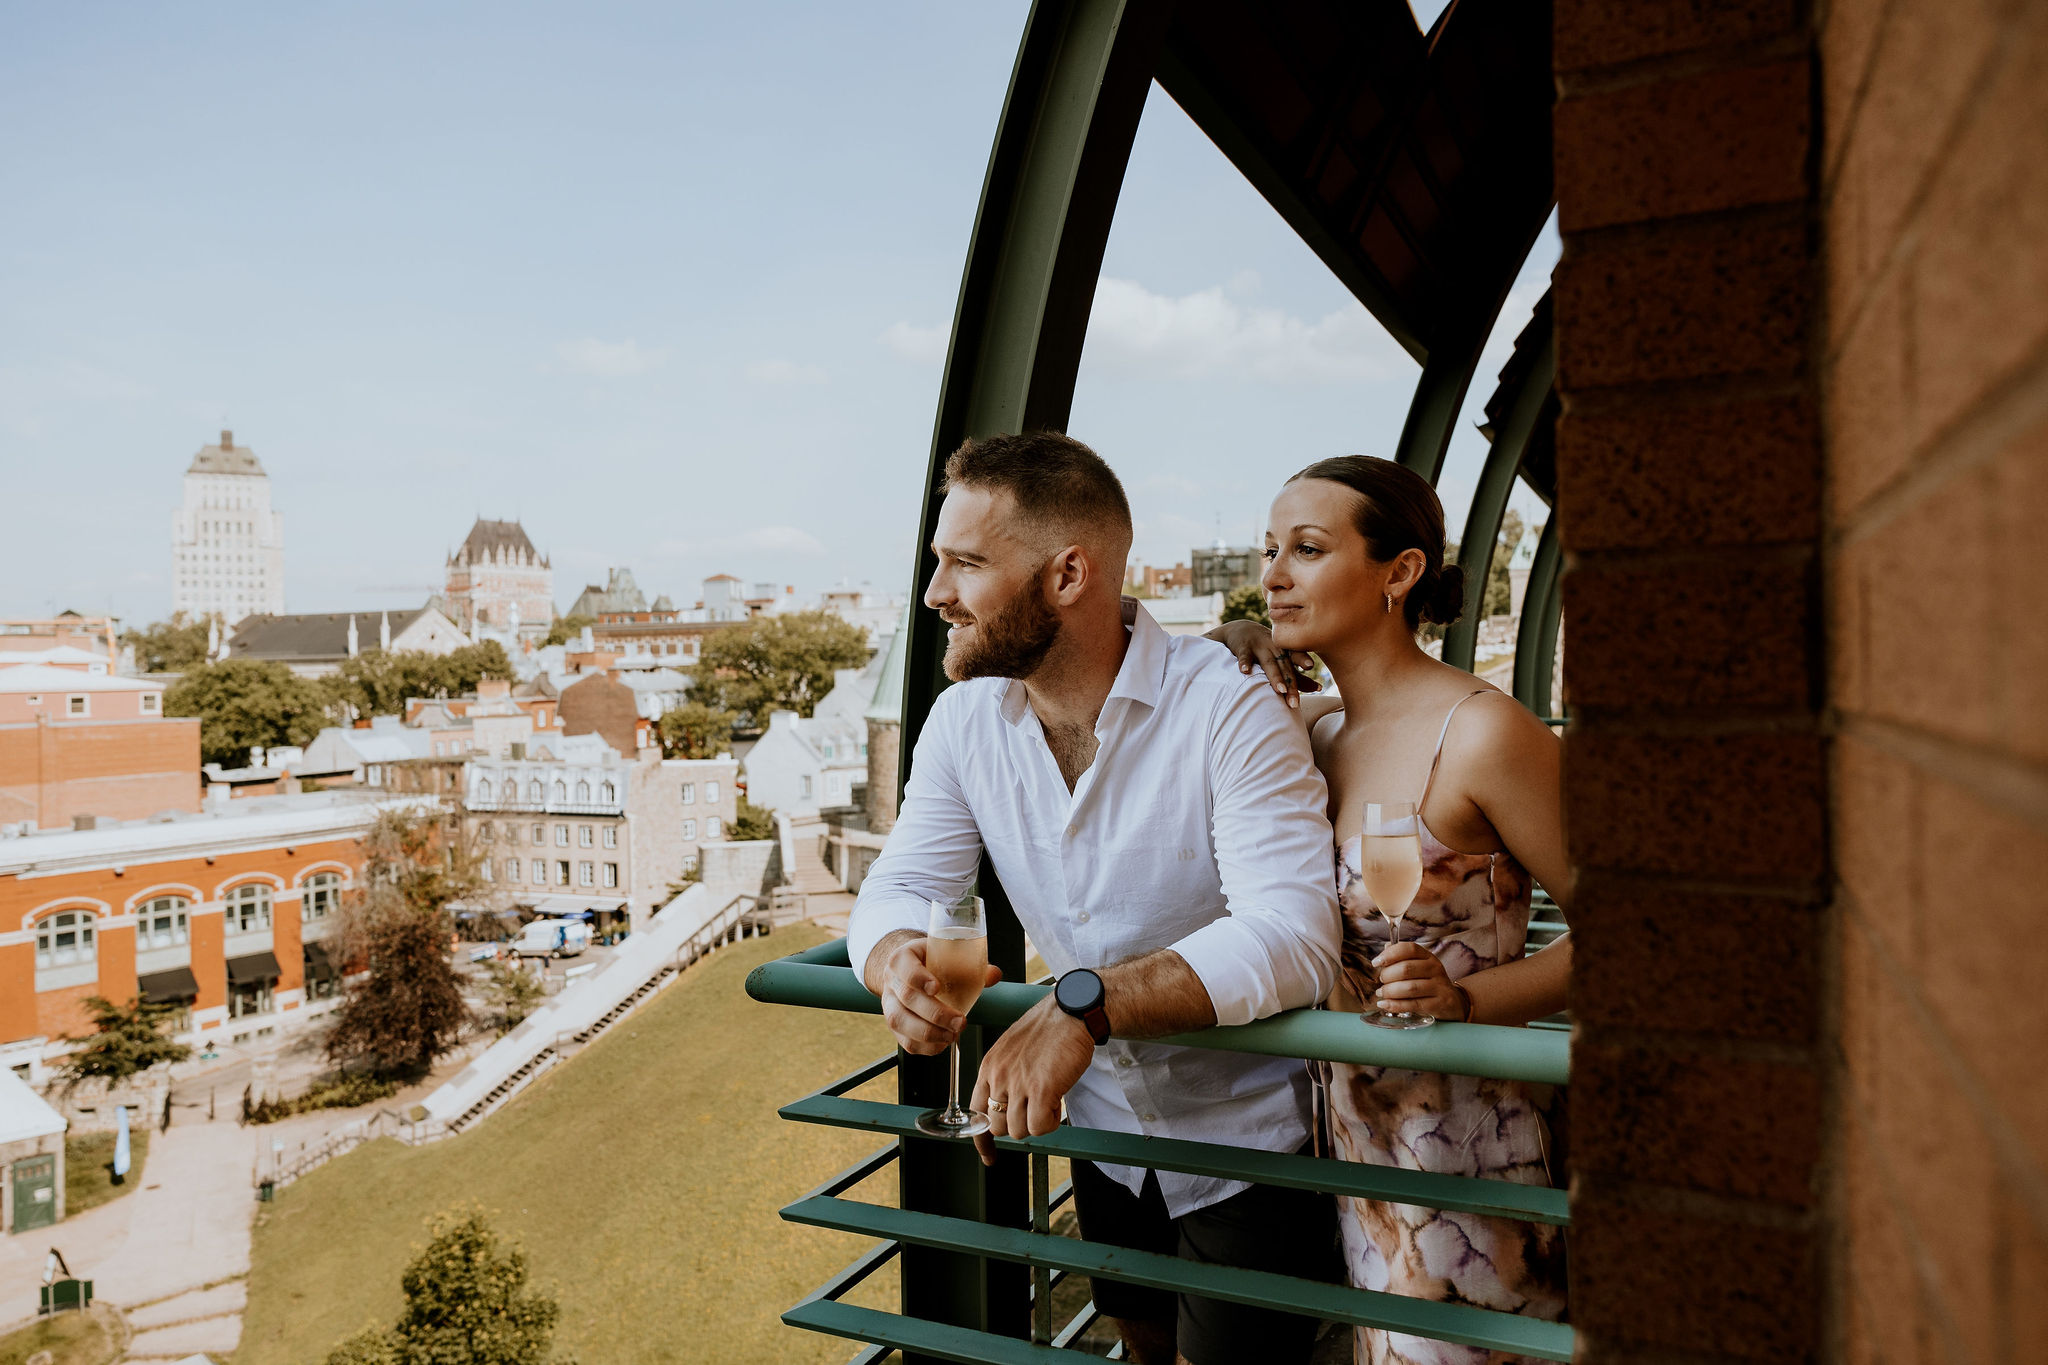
[1369,943,1466,1020]
[1206,618,1321,709]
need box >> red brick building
[0,665,198,831]
[0,791,410,1079]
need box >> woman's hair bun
[1422,564,1466,626]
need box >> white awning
[0,1066,66,1145]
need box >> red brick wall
[0,718,201,828]
[1553,2,1828,1360]
[1821,1,2048,1360]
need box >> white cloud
[878,320,947,364]
[554,337,667,377]
[1083,277,1405,384]
[744,358,828,385]
[657,526,829,558]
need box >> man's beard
[942,576,1062,682]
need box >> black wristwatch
[1055,968,1111,1045]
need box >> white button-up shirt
[849,609,1341,1216]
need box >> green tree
[687,611,870,726]
[165,658,328,766]
[324,1205,571,1365]
[322,642,515,719]
[61,996,192,1084]
[325,810,479,1078]
[123,613,215,674]
[477,960,545,1036]
[543,614,596,648]
[1219,583,1270,626]
[730,795,776,842]
[655,701,739,759]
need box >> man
[848,431,1342,1365]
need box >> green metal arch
[1512,516,1562,715]
[1441,323,1555,672]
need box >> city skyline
[1,0,1539,629]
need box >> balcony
[748,917,1573,1361]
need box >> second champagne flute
[1359,801,1434,1030]
[914,893,990,1138]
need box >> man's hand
[868,928,1002,1056]
[968,995,1095,1165]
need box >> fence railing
[748,937,1573,1362]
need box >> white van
[510,918,591,961]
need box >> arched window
[552,780,568,802]
[301,873,341,921]
[575,780,591,802]
[35,910,96,969]
[139,895,190,949]
[600,781,616,803]
[225,883,273,934]
[528,779,544,802]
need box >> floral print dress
[1323,691,1567,1365]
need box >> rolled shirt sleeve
[1166,677,1342,1026]
[846,692,987,989]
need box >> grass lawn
[0,1305,123,1365]
[237,924,904,1365]
[64,1129,149,1218]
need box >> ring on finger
[988,1098,1007,1114]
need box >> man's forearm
[1099,949,1216,1038]
[863,928,922,996]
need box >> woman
[1210,455,1569,1365]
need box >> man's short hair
[942,431,1133,548]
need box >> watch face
[1056,968,1103,1013]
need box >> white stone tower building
[171,429,285,626]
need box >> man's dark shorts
[1070,1152,1339,1365]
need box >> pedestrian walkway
[0,1116,252,1355]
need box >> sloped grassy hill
[236,924,900,1364]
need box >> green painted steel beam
[789,1300,1100,1364]
[899,0,1174,767]
[748,948,1570,1086]
[1512,517,1562,712]
[1393,335,1487,485]
[1441,329,1556,671]
[780,1094,1569,1225]
[887,8,1176,1352]
[784,1196,1575,1361]
[800,1239,902,1309]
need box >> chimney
[347,615,360,657]
[220,429,233,450]
[379,611,391,651]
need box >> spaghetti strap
[1416,689,1496,812]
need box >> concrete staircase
[118,1276,245,1362]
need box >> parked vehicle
[510,918,591,960]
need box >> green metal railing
[749,938,1573,1362]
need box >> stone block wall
[1820,1,2048,1360]
[1552,2,1828,1359]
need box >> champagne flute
[914,893,991,1138]
[1359,801,1434,1030]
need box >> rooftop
[0,788,424,875]
[227,607,437,661]
[0,663,164,694]
[453,518,545,565]
[186,428,266,477]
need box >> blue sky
[0,0,1547,625]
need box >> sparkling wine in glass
[915,893,990,1138]
[1360,801,1434,1030]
